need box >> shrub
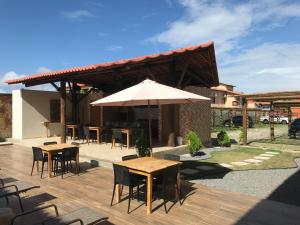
[135,136,151,157]
[217,131,231,147]
[0,133,5,142]
[186,131,203,156]
[239,127,244,144]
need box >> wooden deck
[1,144,300,225]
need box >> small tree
[186,131,203,156]
[217,130,231,147]
[135,136,151,157]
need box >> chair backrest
[122,154,138,161]
[69,146,79,158]
[112,130,123,140]
[71,142,80,147]
[62,148,72,159]
[163,165,179,186]
[43,141,57,145]
[32,147,44,161]
[112,164,131,186]
[83,126,90,137]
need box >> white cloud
[220,43,300,92]
[62,10,95,21]
[0,67,55,93]
[106,45,123,52]
[151,0,300,54]
[150,0,300,93]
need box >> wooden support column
[60,81,66,143]
[288,107,292,130]
[242,97,248,145]
[269,102,275,141]
[71,83,78,124]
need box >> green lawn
[180,146,300,180]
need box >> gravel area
[192,158,300,206]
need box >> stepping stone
[219,163,233,168]
[254,156,270,160]
[231,161,250,166]
[260,154,275,157]
[266,151,280,155]
[244,159,262,163]
[181,168,199,175]
[196,165,215,171]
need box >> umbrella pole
[148,104,152,155]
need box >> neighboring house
[211,83,242,108]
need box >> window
[232,101,238,106]
[211,93,216,104]
[50,99,60,122]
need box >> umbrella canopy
[91,79,210,106]
[91,79,210,150]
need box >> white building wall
[21,89,61,138]
[13,89,65,139]
[12,90,23,139]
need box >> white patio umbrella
[91,79,210,149]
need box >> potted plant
[186,131,203,156]
[217,130,231,147]
[135,136,151,157]
[177,136,183,145]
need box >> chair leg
[137,185,140,202]
[16,194,24,212]
[163,186,168,213]
[30,160,35,176]
[110,184,116,206]
[176,184,182,205]
[61,161,65,179]
[41,161,45,179]
[128,187,132,214]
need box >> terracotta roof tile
[6,41,214,84]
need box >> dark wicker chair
[82,126,96,144]
[30,147,48,178]
[54,148,75,178]
[121,154,138,161]
[111,130,123,149]
[101,128,112,144]
[154,165,181,213]
[111,164,144,213]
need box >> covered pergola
[6,41,219,144]
[240,91,300,145]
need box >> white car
[260,115,289,124]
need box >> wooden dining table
[88,126,102,144]
[114,157,182,214]
[66,124,78,140]
[40,143,78,178]
[112,128,131,150]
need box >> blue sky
[1,0,300,93]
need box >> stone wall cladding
[179,86,211,146]
[0,94,12,137]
